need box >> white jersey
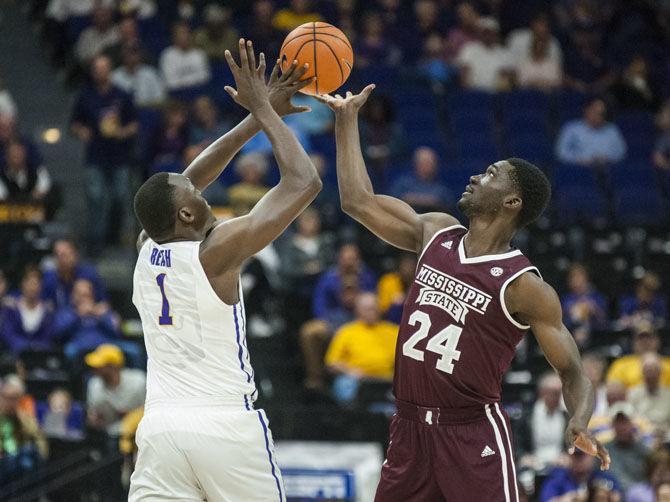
[132,238,257,410]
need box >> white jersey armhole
[500,266,542,330]
[191,243,242,307]
[418,224,467,263]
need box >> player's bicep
[511,275,581,374]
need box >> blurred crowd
[0,0,669,499]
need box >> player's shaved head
[134,173,177,241]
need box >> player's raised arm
[201,39,321,271]
[182,54,311,191]
[505,272,611,471]
[315,89,459,254]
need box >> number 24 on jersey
[402,310,462,374]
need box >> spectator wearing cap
[457,17,515,92]
[589,381,655,447]
[160,22,211,93]
[75,5,120,64]
[85,344,145,436]
[325,293,398,404]
[1,267,55,356]
[530,372,567,470]
[555,98,627,167]
[194,4,239,61]
[605,402,650,492]
[227,153,270,216]
[629,353,670,436]
[111,43,166,108]
[70,55,138,251]
[618,272,668,330]
[607,321,670,389]
[42,238,107,309]
[390,147,452,213]
[560,263,608,348]
[539,447,621,502]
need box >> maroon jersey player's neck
[460,218,517,259]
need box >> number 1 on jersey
[402,310,462,374]
[155,273,173,326]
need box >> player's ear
[177,206,195,224]
[503,194,522,211]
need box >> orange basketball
[279,22,354,96]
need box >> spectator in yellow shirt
[606,321,670,389]
[272,0,324,32]
[377,254,416,324]
[325,293,398,404]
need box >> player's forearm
[253,104,321,191]
[334,112,375,213]
[183,114,262,190]
[559,367,595,427]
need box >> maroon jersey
[394,224,540,409]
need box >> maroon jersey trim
[418,224,467,262]
[494,402,520,502]
[457,235,523,264]
[499,265,542,330]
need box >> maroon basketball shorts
[375,400,519,502]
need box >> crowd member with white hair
[530,372,567,469]
[629,352,670,437]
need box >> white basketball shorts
[129,405,285,501]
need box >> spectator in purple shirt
[1,266,55,356]
[618,272,668,330]
[53,279,141,368]
[312,243,376,321]
[560,263,608,348]
[41,238,107,310]
[70,55,138,251]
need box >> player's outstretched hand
[224,39,271,113]
[566,422,611,471]
[315,84,375,115]
[267,59,314,116]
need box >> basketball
[279,22,354,96]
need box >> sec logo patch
[490,267,503,277]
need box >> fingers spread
[281,60,298,83]
[269,61,280,84]
[258,52,266,79]
[224,50,239,73]
[289,63,310,84]
[294,76,316,90]
[361,83,376,98]
[238,39,249,71]
[224,86,238,99]
[246,40,256,71]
